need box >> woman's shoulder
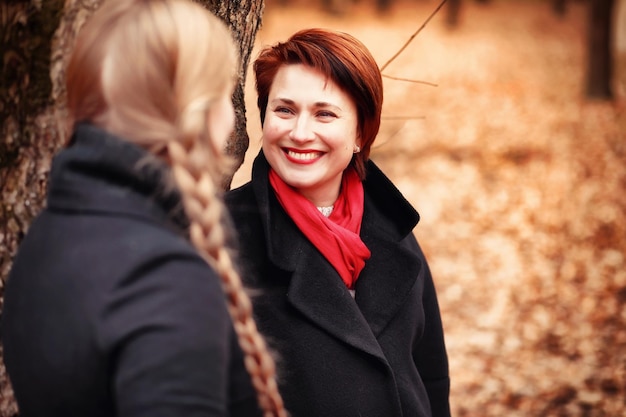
[225,181,259,214]
[363,160,420,233]
[225,181,254,199]
[96,224,228,343]
[61,214,214,312]
[225,150,269,209]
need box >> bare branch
[380,0,448,72]
[382,74,438,87]
[381,116,426,120]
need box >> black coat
[2,124,261,417]
[225,152,450,417]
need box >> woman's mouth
[283,148,323,163]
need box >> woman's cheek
[264,118,289,139]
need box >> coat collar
[250,151,422,361]
[47,123,189,235]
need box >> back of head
[66,0,237,163]
[254,28,383,179]
[65,2,287,416]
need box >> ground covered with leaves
[234,0,626,415]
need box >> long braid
[167,137,288,417]
[71,0,287,412]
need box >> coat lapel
[251,152,421,365]
[251,153,388,364]
[286,241,388,364]
[355,218,422,337]
[354,161,423,336]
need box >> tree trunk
[208,0,265,189]
[446,0,461,28]
[553,0,567,17]
[586,0,615,99]
[0,1,264,415]
[0,1,92,413]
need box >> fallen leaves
[243,1,626,414]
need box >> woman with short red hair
[226,28,450,417]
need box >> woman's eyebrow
[269,97,295,105]
[270,97,342,111]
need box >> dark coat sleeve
[97,254,261,417]
[411,239,451,417]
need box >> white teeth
[287,150,321,160]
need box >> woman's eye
[317,110,336,118]
[274,106,292,115]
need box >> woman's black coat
[225,152,450,417]
[2,124,261,417]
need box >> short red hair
[253,28,383,179]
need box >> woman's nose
[289,115,315,142]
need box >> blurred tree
[586,0,615,99]
[553,0,567,16]
[376,0,392,12]
[0,0,264,415]
[446,0,461,27]
[445,0,489,28]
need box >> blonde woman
[1,1,285,416]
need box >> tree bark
[0,1,264,415]
[208,0,265,189]
[0,1,94,413]
[586,0,615,99]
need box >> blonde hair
[66,1,286,415]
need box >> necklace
[317,205,334,217]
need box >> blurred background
[233,0,626,415]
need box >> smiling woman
[262,63,359,206]
[225,27,450,417]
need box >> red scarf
[269,168,371,289]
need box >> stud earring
[354,145,361,154]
